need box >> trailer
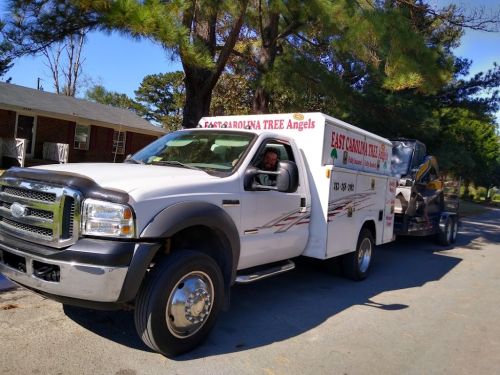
[391,138,459,245]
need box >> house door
[16,115,36,157]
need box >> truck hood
[32,163,218,194]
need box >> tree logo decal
[331,148,338,159]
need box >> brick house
[0,82,166,167]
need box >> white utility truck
[0,113,396,356]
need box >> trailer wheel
[437,216,453,246]
[134,250,224,357]
[450,216,459,243]
[341,228,374,281]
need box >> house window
[113,131,126,155]
[74,124,90,150]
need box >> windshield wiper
[150,160,203,171]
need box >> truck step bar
[235,260,295,284]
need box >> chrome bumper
[0,245,128,302]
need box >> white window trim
[74,124,91,150]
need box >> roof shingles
[0,82,166,136]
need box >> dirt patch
[1,303,19,310]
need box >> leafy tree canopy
[0,20,14,78]
[85,84,145,114]
[134,72,185,131]
[5,0,500,187]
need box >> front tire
[341,228,374,281]
[134,250,224,357]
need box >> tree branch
[210,0,249,91]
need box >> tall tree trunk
[463,180,471,199]
[253,87,270,113]
[180,0,248,127]
[182,71,213,128]
[252,8,279,114]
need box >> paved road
[1,208,499,375]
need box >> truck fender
[360,218,378,244]
[140,201,240,285]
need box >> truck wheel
[134,250,224,357]
[437,216,453,246]
[341,228,374,281]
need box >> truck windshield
[128,130,255,176]
[391,141,414,177]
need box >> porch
[0,138,68,168]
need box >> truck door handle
[299,197,307,213]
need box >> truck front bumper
[0,232,161,305]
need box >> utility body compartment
[200,112,396,261]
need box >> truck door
[238,139,309,270]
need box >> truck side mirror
[244,160,299,193]
[276,160,299,192]
[244,166,260,190]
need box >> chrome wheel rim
[358,237,372,273]
[166,271,214,339]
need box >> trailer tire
[450,216,458,243]
[341,228,374,281]
[437,216,453,246]
[134,250,224,357]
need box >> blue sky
[1,0,499,123]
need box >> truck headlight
[81,199,135,238]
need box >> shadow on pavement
[459,209,500,248]
[183,239,461,360]
[62,306,153,353]
[62,210,498,359]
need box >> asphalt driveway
[1,208,499,374]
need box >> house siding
[125,132,157,157]
[0,109,17,138]
[35,116,74,159]
[1,107,160,166]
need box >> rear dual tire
[341,228,374,281]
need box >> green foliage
[0,21,14,78]
[5,0,250,126]
[211,73,253,115]
[476,187,488,199]
[435,107,499,187]
[134,72,185,131]
[85,84,145,114]
[4,0,499,188]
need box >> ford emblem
[11,202,28,218]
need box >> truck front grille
[2,218,54,238]
[0,179,82,248]
[3,186,56,202]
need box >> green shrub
[477,187,488,199]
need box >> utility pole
[37,77,43,91]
